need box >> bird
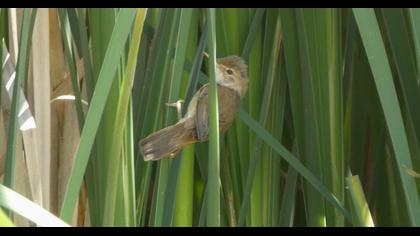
[139,55,249,161]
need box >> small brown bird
[139,55,249,161]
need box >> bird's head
[215,56,249,98]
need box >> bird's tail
[139,120,195,161]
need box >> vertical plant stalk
[4,8,32,189]
[135,9,175,227]
[160,8,194,227]
[238,13,282,226]
[353,8,420,226]
[74,8,94,100]
[279,164,298,226]
[57,9,85,129]
[295,9,325,226]
[346,174,374,227]
[408,9,420,80]
[102,8,147,226]
[173,145,195,226]
[61,8,95,106]
[206,8,221,227]
[133,9,165,227]
[59,8,137,224]
[149,9,181,227]
[3,9,40,218]
[31,8,51,211]
[174,19,206,226]
[8,8,18,62]
[236,108,352,222]
[84,8,118,226]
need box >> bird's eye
[226,69,233,75]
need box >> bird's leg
[203,51,209,59]
[165,99,184,121]
[165,99,184,160]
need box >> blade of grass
[69,8,94,100]
[0,208,15,226]
[135,9,173,227]
[23,8,37,96]
[237,13,282,226]
[346,173,374,227]
[102,8,147,226]
[31,7,52,211]
[380,8,420,202]
[0,184,69,226]
[173,16,206,227]
[279,165,298,226]
[133,8,162,137]
[148,8,181,227]
[382,144,411,226]
[218,9,265,224]
[87,8,119,226]
[65,8,82,57]
[380,8,420,151]
[7,8,18,68]
[302,9,344,226]
[123,103,137,226]
[3,9,40,222]
[248,8,274,226]
[158,8,196,226]
[206,8,220,227]
[173,146,195,226]
[182,23,207,115]
[132,11,155,135]
[57,9,85,129]
[237,108,352,223]
[353,8,420,226]
[220,145,238,226]
[241,8,265,60]
[198,183,208,226]
[266,52,287,227]
[4,8,33,189]
[215,10,249,210]
[408,8,420,79]
[59,8,137,223]
[133,9,165,227]
[151,10,192,226]
[280,8,325,226]
[165,9,193,118]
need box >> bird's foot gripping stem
[165,99,184,121]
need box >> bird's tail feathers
[139,120,195,161]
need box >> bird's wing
[195,84,210,141]
[217,86,241,133]
[195,84,241,141]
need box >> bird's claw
[165,99,184,121]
